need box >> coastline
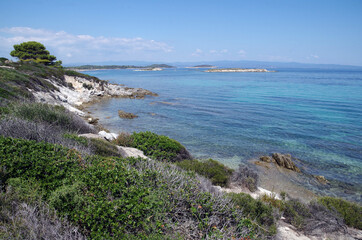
[13,65,360,239]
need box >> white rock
[117,146,149,159]
[98,130,116,141]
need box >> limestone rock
[117,146,149,159]
[272,153,301,172]
[98,130,116,141]
[118,110,138,119]
[78,133,103,140]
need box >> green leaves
[130,131,189,162]
[10,41,59,66]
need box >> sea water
[84,68,362,201]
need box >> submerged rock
[314,175,329,185]
[260,155,272,163]
[118,110,138,119]
[272,153,301,172]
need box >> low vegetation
[318,196,362,229]
[0,136,267,239]
[176,159,234,187]
[114,131,192,162]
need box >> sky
[0,0,361,66]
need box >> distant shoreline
[205,68,274,72]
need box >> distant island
[205,68,272,72]
[66,64,174,71]
[186,64,216,68]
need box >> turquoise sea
[84,68,362,202]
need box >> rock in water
[259,155,272,163]
[118,110,138,119]
[272,153,301,172]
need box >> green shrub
[0,178,85,239]
[6,102,94,133]
[318,196,362,229]
[113,132,134,146]
[63,133,89,146]
[0,136,81,193]
[283,199,311,229]
[131,131,191,162]
[176,159,234,187]
[90,138,119,157]
[227,192,275,231]
[82,82,93,90]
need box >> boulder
[98,130,116,141]
[272,153,301,172]
[117,146,149,159]
[314,175,329,185]
[259,155,272,163]
[78,133,104,140]
[118,110,138,119]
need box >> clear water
[84,68,362,201]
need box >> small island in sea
[205,68,272,72]
[186,64,217,68]
[66,63,174,71]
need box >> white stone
[117,146,149,159]
[98,130,116,141]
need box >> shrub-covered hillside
[1,55,361,239]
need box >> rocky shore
[28,74,157,116]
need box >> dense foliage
[0,136,265,239]
[227,192,276,232]
[10,41,61,66]
[116,131,191,162]
[318,196,362,229]
[176,159,234,187]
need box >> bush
[0,117,93,155]
[113,132,134,146]
[283,199,310,229]
[0,178,85,239]
[130,131,191,162]
[0,136,268,239]
[6,102,95,134]
[0,136,81,193]
[82,82,93,90]
[90,138,120,157]
[176,159,234,187]
[232,165,259,192]
[227,192,275,230]
[318,196,362,229]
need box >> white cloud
[238,50,246,56]
[0,27,173,63]
[191,48,203,56]
[310,54,319,59]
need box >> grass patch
[176,159,234,187]
[318,196,362,229]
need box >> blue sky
[0,0,361,65]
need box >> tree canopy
[10,41,61,66]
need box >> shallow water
[84,68,362,202]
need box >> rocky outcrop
[30,74,157,116]
[260,155,272,163]
[118,110,138,119]
[314,175,329,185]
[272,153,301,172]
